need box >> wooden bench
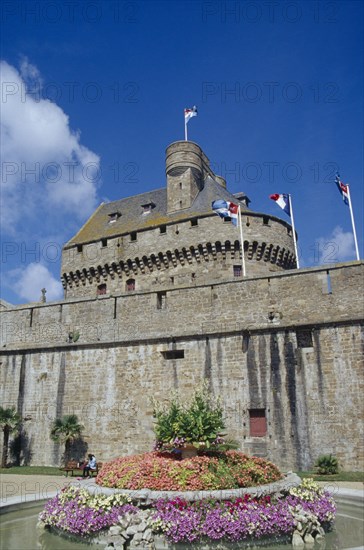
[60,460,102,477]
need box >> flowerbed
[150,479,336,544]
[96,450,282,491]
[39,479,336,546]
[39,486,138,537]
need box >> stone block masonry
[1,262,363,471]
[1,140,363,472]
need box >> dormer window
[108,211,121,223]
[141,202,155,214]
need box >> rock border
[39,473,340,550]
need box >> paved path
[0,474,80,508]
[1,474,363,509]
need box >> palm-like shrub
[0,406,21,468]
[50,415,84,464]
[314,454,339,475]
[152,382,226,450]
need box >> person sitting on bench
[83,453,97,478]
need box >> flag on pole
[212,199,239,226]
[270,193,300,268]
[335,173,360,260]
[184,106,198,123]
[269,193,291,216]
[335,173,349,205]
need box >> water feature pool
[0,500,363,550]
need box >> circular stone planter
[72,472,302,505]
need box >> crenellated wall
[60,214,296,299]
[1,262,363,470]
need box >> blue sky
[1,0,363,304]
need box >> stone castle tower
[61,141,296,299]
[0,141,363,471]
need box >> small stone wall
[77,472,301,505]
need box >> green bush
[314,454,339,475]
[151,381,226,449]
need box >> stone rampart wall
[1,263,362,349]
[0,324,362,470]
[0,262,363,470]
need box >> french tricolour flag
[269,193,291,216]
[212,199,239,226]
[335,173,349,205]
[184,106,198,123]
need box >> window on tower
[233,265,242,277]
[97,284,107,296]
[126,279,135,291]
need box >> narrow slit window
[161,350,184,360]
[130,232,137,242]
[191,219,198,227]
[263,216,270,226]
[157,291,166,309]
[160,225,167,234]
[101,238,107,248]
[77,244,83,253]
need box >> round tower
[166,141,204,179]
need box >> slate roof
[65,176,252,247]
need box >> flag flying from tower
[335,173,349,205]
[184,106,197,140]
[269,193,291,216]
[212,199,246,275]
[211,199,239,226]
[269,193,300,269]
[184,106,198,123]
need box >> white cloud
[315,226,356,265]
[0,59,102,304]
[0,60,100,234]
[11,263,63,302]
[19,56,43,94]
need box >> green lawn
[296,471,364,482]
[0,466,64,476]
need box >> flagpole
[288,194,300,269]
[346,185,360,260]
[184,117,187,141]
[238,205,246,276]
